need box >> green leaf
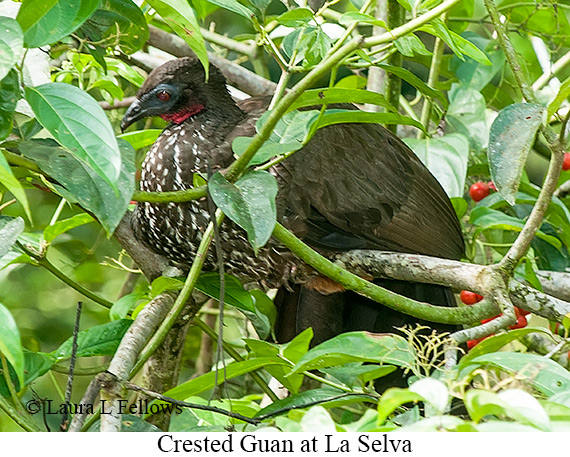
[395,34,431,57]
[404,133,469,198]
[43,213,94,243]
[19,139,135,234]
[289,88,396,113]
[291,332,415,374]
[0,17,24,81]
[245,339,303,392]
[339,11,386,28]
[23,350,56,385]
[376,388,424,426]
[16,0,100,48]
[0,216,25,260]
[233,110,319,165]
[53,319,132,359]
[446,85,488,150]
[250,289,276,334]
[149,276,183,297]
[118,129,162,150]
[471,206,561,249]
[548,77,570,118]
[316,110,426,133]
[461,352,570,397]
[256,388,371,419]
[488,103,545,205]
[195,273,255,312]
[276,8,313,27]
[78,0,150,55]
[209,170,278,253]
[161,357,289,401]
[205,0,254,20]
[423,19,491,65]
[465,389,550,430]
[0,302,24,386]
[0,151,31,222]
[110,293,146,321]
[460,327,552,365]
[0,70,21,141]
[25,83,122,191]
[146,0,209,77]
[374,64,448,108]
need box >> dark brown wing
[279,119,465,260]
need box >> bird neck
[160,104,205,124]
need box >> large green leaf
[460,327,552,365]
[25,83,122,191]
[118,129,162,150]
[292,332,415,374]
[0,17,23,81]
[256,388,372,419]
[471,206,561,249]
[446,85,488,150]
[146,0,208,77]
[461,352,570,397]
[16,0,100,48]
[43,213,95,243]
[195,273,255,312]
[488,103,544,205]
[78,0,149,55]
[375,64,448,108]
[233,110,319,165]
[205,0,254,20]
[19,139,135,234]
[404,133,469,198]
[0,216,25,259]
[465,389,550,430]
[209,170,278,253]
[0,150,31,222]
[53,319,132,359]
[0,70,20,141]
[315,110,425,133]
[0,302,24,386]
[161,357,290,401]
[288,88,396,113]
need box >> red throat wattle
[160,104,205,124]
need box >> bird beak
[121,98,143,132]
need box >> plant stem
[17,242,113,309]
[129,211,223,378]
[192,318,279,402]
[484,0,566,272]
[418,21,446,138]
[0,393,40,432]
[272,223,488,324]
[0,354,23,415]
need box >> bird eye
[156,90,171,101]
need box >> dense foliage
[1,0,570,432]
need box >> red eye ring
[156,90,170,101]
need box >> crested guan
[121,57,465,348]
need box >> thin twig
[60,301,82,432]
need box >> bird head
[121,57,230,131]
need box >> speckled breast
[131,117,309,288]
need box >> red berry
[469,181,490,202]
[509,315,527,329]
[563,153,570,171]
[481,315,501,324]
[467,336,489,350]
[515,306,530,318]
[460,290,484,305]
[488,181,497,192]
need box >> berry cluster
[459,291,530,349]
